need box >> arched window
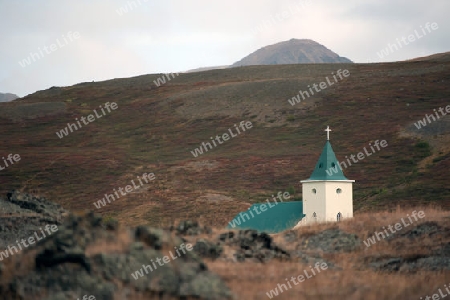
[336,188,342,194]
[337,212,342,221]
[312,188,317,194]
[319,163,323,168]
[313,212,317,221]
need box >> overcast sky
[0,0,448,97]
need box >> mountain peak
[232,39,352,67]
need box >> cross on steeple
[325,126,331,140]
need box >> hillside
[409,51,450,63]
[0,92,19,102]
[232,39,352,67]
[0,53,449,228]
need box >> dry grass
[204,206,450,299]
[209,262,449,300]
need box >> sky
[0,0,449,97]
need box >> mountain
[185,65,229,73]
[232,39,352,67]
[0,92,19,102]
[0,52,448,229]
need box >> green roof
[308,140,348,180]
[227,201,304,233]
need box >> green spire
[309,140,348,180]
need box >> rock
[0,191,68,249]
[135,226,167,250]
[400,221,440,239]
[410,256,450,271]
[0,210,233,299]
[171,220,212,236]
[369,255,450,272]
[369,257,403,272]
[5,190,65,218]
[300,228,360,253]
[217,229,290,262]
[36,248,91,272]
[194,239,223,259]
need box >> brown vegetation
[205,206,450,299]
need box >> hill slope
[232,39,352,67]
[0,53,449,227]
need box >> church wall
[301,181,327,223]
[324,181,354,222]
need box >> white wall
[300,180,354,224]
[324,181,353,221]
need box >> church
[227,126,355,233]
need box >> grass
[187,206,450,299]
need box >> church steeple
[308,126,348,180]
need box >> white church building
[297,126,355,225]
[227,126,354,233]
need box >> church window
[312,188,317,194]
[336,188,342,194]
[337,212,342,221]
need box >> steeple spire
[308,127,348,180]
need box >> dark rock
[194,239,223,259]
[219,231,234,242]
[135,226,166,250]
[370,258,403,272]
[0,191,68,249]
[218,229,289,262]
[434,243,450,256]
[369,254,450,272]
[401,221,440,238]
[5,190,64,217]
[300,228,360,253]
[409,256,450,271]
[36,248,91,273]
[171,220,212,236]
[0,205,232,299]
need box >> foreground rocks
[1,191,450,299]
[368,222,450,272]
[169,221,292,263]
[0,192,233,300]
[173,218,450,275]
[174,225,291,262]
